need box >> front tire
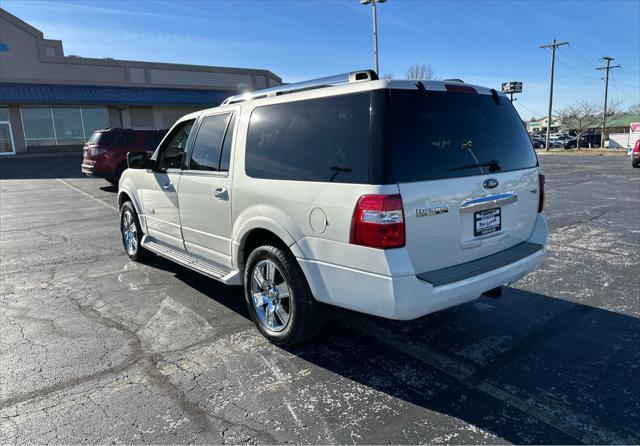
[120,201,153,261]
[244,245,324,346]
[633,159,639,168]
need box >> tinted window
[389,89,538,182]
[88,130,136,147]
[245,93,370,183]
[189,114,230,171]
[219,114,235,172]
[111,132,136,147]
[143,131,166,150]
[157,120,194,170]
[88,131,106,145]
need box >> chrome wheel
[122,209,138,255]
[250,259,291,332]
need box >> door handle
[214,187,228,200]
[162,182,174,192]
[459,192,517,213]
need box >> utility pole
[540,39,569,151]
[361,0,387,75]
[596,56,621,147]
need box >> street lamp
[360,0,387,75]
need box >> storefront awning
[0,82,234,106]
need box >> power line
[515,102,544,119]
[618,66,640,75]
[558,46,594,70]
[608,76,640,90]
[554,52,601,82]
[610,73,639,102]
[566,44,597,69]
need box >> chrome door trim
[459,192,517,213]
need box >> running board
[141,236,242,285]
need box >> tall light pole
[596,56,620,146]
[360,0,386,75]
[540,39,568,151]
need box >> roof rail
[443,78,464,83]
[221,70,378,105]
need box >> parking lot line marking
[56,178,118,212]
[339,315,627,445]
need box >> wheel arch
[233,218,305,272]
[117,184,143,217]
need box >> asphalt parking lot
[1,154,638,444]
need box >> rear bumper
[81,159,112,178]
[298,213,548,320]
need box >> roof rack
[220,70,378,105]
[443,78,464,83]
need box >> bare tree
[381,73,395,80]
[603,99,623,117]
[628,103,640,115]
[558,101,600,148]
[406,63,436,80]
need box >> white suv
[118,71,548,345]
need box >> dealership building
[0,8,281,155]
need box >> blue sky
[3,0,639,119]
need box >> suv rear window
[388,89,537,182]
[87,130,136,147]
[245,93,370,183]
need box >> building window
[81,108,109,138]
[0,106,10,122]
[21,107,56,147]
[0,106,14,154]
[53,107,84,145]
[21,106,110,148]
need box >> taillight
[538,174,545,213]
[90,147,108,158]
[634,140,640,153]
[350,194,405,249]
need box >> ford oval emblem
[483,178,499,189]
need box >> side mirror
[127,152,156,170]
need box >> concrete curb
[536,150,628,157]
[2,152,81,159]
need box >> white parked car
[118,71,548,345]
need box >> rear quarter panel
[229,104,399,271]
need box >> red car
[82,128,167,184]
[632,139,640,168]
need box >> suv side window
[157,120,195,170]
[219,114,235,172]
[189,114,231,171]
[245,93,370,183]
[111,131,136,147]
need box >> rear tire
[112,162,127,186]
[633,159,639,168]
[244,244,324,346]
[120,201,153,261]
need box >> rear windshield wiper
[447,160,502,172]
[329,166,352,182]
